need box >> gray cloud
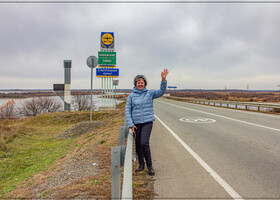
[0,3,279,90]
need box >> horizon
[1,88,279,92]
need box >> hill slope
[1,102,154,199]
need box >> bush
[0,100,17,119]
[71,95,94,111]
[19,97,62,117]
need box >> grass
[0,109,112,198]
[0,119,76,198]
[0,102,155,199]
[90,179,101,185]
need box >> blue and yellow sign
[101,32,114,49]
[96,68,119,78]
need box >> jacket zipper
[140,93,143,122]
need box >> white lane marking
[157,100,280,132]
[155,114,244,200]
[179,117,216,123]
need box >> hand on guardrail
[130,126,136,139]
[131,125,137,133]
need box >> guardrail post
[120,126,125,146]
[124,126,129,138]
[120,145,126,167]
[111,146,121,199]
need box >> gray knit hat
[134,75,147,86]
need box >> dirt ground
[5,103,155,199]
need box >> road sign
[113,80,119,86]
[96,68,119,78]
[86,56,98,68]
[53,84,64,91]
[101,32,114,49]
[98,51,116,67]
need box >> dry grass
[2,102,155,199]
[168,91,280,103]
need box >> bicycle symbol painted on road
[179,117,216,123]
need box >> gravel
[54,121,106,140]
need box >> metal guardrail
[167,96,280,112]
[111,125,133,200]
[121,129,133,200]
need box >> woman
[125,69,169,175]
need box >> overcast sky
[0,1,279,90]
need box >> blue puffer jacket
[125,81,167,128]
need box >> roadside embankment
[0,102,154,199]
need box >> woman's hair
[134,75,147,86]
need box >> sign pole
[86,55,98,121]
[113,80,119,107]
[115,84,117,106]
[90,66,93,121]
[102,77,104,107]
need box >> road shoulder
[151,119,231,199]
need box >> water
[0,95,122,110]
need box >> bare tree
[0,100,18,119]
[19,97,62,117]
[72,94,94,111]
[38,97,63,113]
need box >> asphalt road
[151,97,280,199]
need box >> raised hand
[161,68,169,82]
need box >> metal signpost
[97,32,119,109]
[113,80,119,105]
[86,55,98,121]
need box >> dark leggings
[135,122,153,167]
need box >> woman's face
[136,78,145,91]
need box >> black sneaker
[148,167,155,176]
[135,164,145,173]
